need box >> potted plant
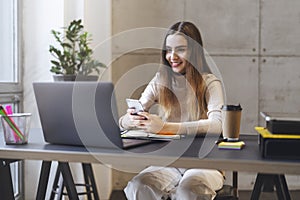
[49,19,106,81]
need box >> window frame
[0,0,22,92]
[0,0,24,199]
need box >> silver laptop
[33,81,151,149]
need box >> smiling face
[165,34,189,74]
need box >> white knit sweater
[120,73,224,135]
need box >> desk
[1,128,300,199]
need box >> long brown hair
[159,21,211,120]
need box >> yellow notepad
[218,141,245,150]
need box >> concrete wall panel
[212,56,259,133]
[111,51,160,114]
[259,57,300,117]
[261,0,300,56]
[186,0,259,55]
[112,0,184,54]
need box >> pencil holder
[1,113,31,144]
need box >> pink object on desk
[5,105,19,142]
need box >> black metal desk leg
[0,160,15,200]
[59,162,79,200]
[274,174,291,200]
[251,173,265,200]
[82,164,93,200]
[82,163,100,200]
[232,171,238,198]
[251,173,291,200]
[36,161,52,200]
[50,163,64,200]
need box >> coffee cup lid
[221,104,242,111]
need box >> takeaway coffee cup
[221,104,242,141]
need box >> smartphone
[126,98,144,114]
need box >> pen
[0,105,24,140]
[5,105,20,142]
[156,132,176,136]
[121,130,129,135]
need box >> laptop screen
[33,81,124,148]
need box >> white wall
[22,0,112,199]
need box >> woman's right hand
[121,108,148,129]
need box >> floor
[238,190,300,200]
[110,190,300,200]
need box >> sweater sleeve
[138,73,160,111]
[118,73,159,130]
[180,74,224,135]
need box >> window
[0,0,24,199]
[0,0,21,83]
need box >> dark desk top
[0,128,300,174]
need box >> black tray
[256,127,300,160]
[261,112,300,134]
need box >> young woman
[119,21,224,200]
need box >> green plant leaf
[49,19,106,76]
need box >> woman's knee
[125,172,161,192]
[124,173,166,200]
[179,176,214,193]
[175,178,215,200]
[175,169,223,198]
[181,169,224,191]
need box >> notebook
[33,81,152,149]
[121,130,181,140]
[260,112,300,134]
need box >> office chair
[215,171,238,200]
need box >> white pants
[124,166,224,200]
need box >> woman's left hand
[135,112,165,133]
